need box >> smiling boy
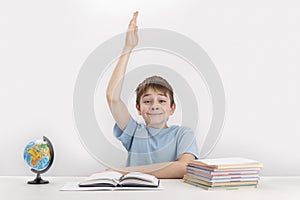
[135,76,175,129]
[106,12,199,178]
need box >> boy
[106,12,199,178]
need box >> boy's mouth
[147,113,163,115]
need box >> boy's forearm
[106,12,138,128]
[106,47,133,101]
[113,161,188,179]
[107,11,138,101]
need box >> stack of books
[183,157,263,190]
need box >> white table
[1,176,299,200]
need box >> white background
[1,0,299,176]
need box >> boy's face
[136,88,176,129]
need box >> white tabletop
[1,176,300,200]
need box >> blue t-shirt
[114,116,200,166]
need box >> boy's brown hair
[135,76,174,107]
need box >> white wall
[1,0,300,176]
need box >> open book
[79,171,160,188]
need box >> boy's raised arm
[106,12,139,130]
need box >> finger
[129,11,138,26]
[133,11,138,22]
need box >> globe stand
[25,136,54,185]
[28,173,49,184]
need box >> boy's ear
[136,103,141,115]
[170,103,176,115]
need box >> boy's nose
[151,106,159,110]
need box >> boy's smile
[136,88,176,129]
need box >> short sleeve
[113,116,138,151]
[176,127,200,160]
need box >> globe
[24,136,54,184]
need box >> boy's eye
[143,100,151,104]
[159,100,166,103]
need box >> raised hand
[106,12,139,131]
[124,11,139,50]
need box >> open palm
[125,11,139,50]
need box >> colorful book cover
[184,179,258,190]
[189,157,263,170]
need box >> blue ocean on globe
[24,140,51,171]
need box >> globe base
[27,173,49,184]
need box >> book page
[119,172,159,187]
[195,157,260,166]
[84,171,123,181]
[121,172,157,183]
[79,171,123,186]
[79,171,159,187]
